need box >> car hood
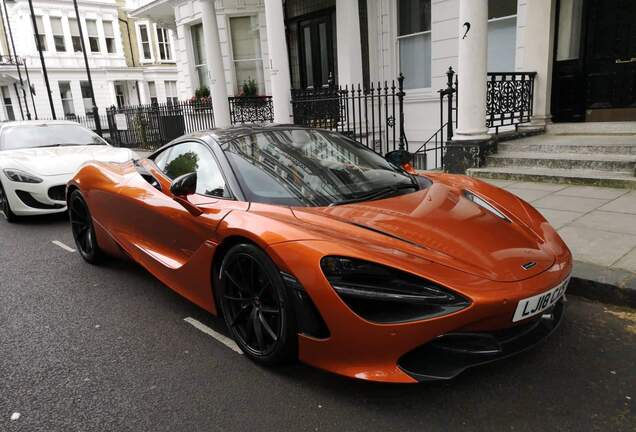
[0,145,134,176]
[292,182,556,282]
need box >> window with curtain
[68,18,82,52]
[34,16,47,51]
[156,27,172,61]
[58,81,75,117]
[50,17,66,52]
[148,81,157,105]
[229,16,264,96]
[103,21,115,53]
[86,19,100,52]
[2,86,15,121]
[165,80,178,105]
[138,24,152,60]
[80,81,94,114]
[487,0,517,72]
[191,24,209,89]
[397,0,431,89]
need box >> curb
[568,261,636,309]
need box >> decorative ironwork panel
[229,96,274,124]
[486,72,536,132]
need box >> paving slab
[505,187,554,203]
[505,181,569,192]
[533,194,610,213]
[481,178,518,188]
[557,226,636,267]
[611,247,636,273]
[554,185,630,200]
[570,210,636,236]
[599,191,636,214]
[535,208,583,229]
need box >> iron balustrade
[290,75,406,157]
[228,96,274,124]
[486,72,536,133]
[413,67,458,171]
[106,100,214,149]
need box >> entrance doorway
[552,0,636,122]
[297,11,336,89]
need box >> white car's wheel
[0,180,17,223]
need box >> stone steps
[466,127,636,188]
[497,136,636,155]
[486,151,636,172]
[467,167,636,189]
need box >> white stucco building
[0,0,179,121]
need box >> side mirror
[385,149,413,166]
[170,172,202,216]
[170,172,197,197]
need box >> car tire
[0,180,18,223]
[68,190,103,264]
[217,243,298,365]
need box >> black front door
[585,0,636,110]
[298,12,336,89]
[552,0,636,122]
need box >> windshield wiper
[330,183,419,206]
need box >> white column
[521,0,557,126]
[264,0,293,123]
[336,0,363,86]
[138,80,150,105]
[200,0,231,128]
[454,0,490,141]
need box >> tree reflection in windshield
[165,151,199,180]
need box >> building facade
[0,0,179,122]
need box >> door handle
[615,58,636,64]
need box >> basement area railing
[290,74,406,157]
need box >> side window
[160,142,228,198]
[152,148,172,171]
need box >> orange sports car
[67,126,572,383]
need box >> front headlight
[3,169,43,183]
[321,256,470,323]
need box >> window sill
[403,88,439,103]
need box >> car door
[117,140,248,309]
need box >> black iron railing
[413,67,457,171]
[65,112,108,134]
[291,75,406,156]
[486,72,536,133]
[229,96,274,124]
[106,100,214,149]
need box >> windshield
[0,123,107,151]
[222,129,421,207]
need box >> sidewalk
[484,178,636,306]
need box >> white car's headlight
[3,169,43,184]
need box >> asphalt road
[1,213,635,432]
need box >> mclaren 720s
[67,126,572,383]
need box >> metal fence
[486,72,536,133]
[290,75,406,157]
[413,68,536,170]
[106,100,214,149]
[229,96,274,124]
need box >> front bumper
[2,173,70,216]
[398,299,565,381]
[268,240,572,383]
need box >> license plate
[512,278,569,323]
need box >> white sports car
[0,120,136,222]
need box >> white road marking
[183,317,243,355]
[10,412,20,421]
[52,240,76,253]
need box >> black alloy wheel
[218,243,297,364]
[0,181,17,222]
[69,190,102,264]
